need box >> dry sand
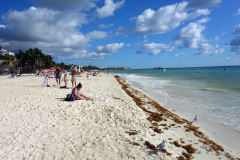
[0,74,239,160]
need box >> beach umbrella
[49,67,55,70]
[47,69,55,72]
[4,69,9,71]
[40,69,49,73]
[66,68,71,71]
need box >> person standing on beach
[71,67,77,88]
[54,66,62,86]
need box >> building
[105,66,130,70]
[0,49,14,56]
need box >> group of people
[54,66,78,88]
[54,66,90,100]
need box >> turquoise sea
[109,66,240,133]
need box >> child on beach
[43,76,50,87]
[63,74,68,87]
[60,74,69,89]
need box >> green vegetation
[82,65,100,70]
[0,46,100,73]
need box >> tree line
[0,46,100,73]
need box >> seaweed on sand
[176,156,186,160]
[125,130,138,136]
[114,75,239,159]
[182,151,194,160]
[182,144,197,154]
[173,141,182,147]
[162,149,172,156]
[145,141,156,150]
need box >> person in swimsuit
[71,68,77,88]
[63,74,68,87]
[72,83,90,100]
[54,66,62,86]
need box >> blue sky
[0,0,240,69]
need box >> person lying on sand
[72,83,90,100]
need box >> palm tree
[44,55,54,68]
[15,50,25,67]
[34,48,44,69]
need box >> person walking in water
[71,67,77,88]
[54,66,62,86]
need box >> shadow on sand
[147,150,158,155]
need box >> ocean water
[109,66,240,133]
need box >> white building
[0,49,14,56]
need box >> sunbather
[72,83,90,100]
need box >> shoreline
[114,75,239,159]
[115,74,240,154]
[0,74,239,159]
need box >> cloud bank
[117,1,210,34]
[230,24,240,54]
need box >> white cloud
[221,31,227,35]
[96,42,124,54]
[194,43,224,56]
[98,23,114,28]
[144,35,147,39]
[231,24,240,36]
[186,0,222,9]
[143,39,149,43]
[129,16,137,22]
[215,36,219,41]
[117,1,210,34]
[209,48,224,56]
[175,18,210,48]
[0,7,109,60]
[86,30,108,40]
[95,0,125,18]
[126,43,131,47]
[234,9,240,16]
[224,57,230,60]
[174,52,185,57]
[136,42,179,55]
[58,52,105,60]
[29,0,96,11]
[0,25,5,29]
[149,49,161,55]
[181,59,187,62]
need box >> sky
[0,0,240,69]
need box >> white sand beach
[0,74,239,160]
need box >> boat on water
[153,67,166,71]
[223,68,227,70]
